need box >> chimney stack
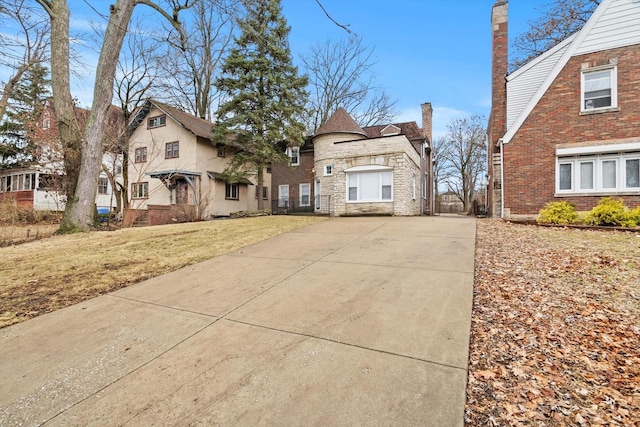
[489,1,508,146]
[421,102,433,143]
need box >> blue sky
[282,0,536,138]
[2,0,544,138]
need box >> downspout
[499,138,505,219]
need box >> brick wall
[504,44,640,216]
[488,1,508,217]
[271,150,315,201]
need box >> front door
[176,179,188,204]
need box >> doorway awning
[147,169,201,181]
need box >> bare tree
[0,0,49,121]
[300,35,396,133]
[112,27,162,213]
[35,0,195,232]
[430,136,453,200]
[156,0,238,120]
[511,0,600,70]
[441,115,486,212]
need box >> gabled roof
[315,108,367,137]
[130,99,213,139]
[503,0,640,143]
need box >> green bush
[536,201,580,225]
[585,197,635,227]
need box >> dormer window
[581,66,617,112]
[148,114,166,128]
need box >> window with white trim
[324,164,333,176]
[278,184,289,207]
[300,183,310,206]
[288,147,300,166]
[98,177,109,195]
[557,152,640,193]
[225,183,239,200]
[581,66,616,112]
[347,170,393,202]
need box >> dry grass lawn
[0,216,324,328]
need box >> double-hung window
[346,167,393,202]
[135,147,147,163]
[165,142,179,159]
[288,147,300,166]
[98,177,109,194]
[581,67,617,112]
[300,183,310,206]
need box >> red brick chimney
[421,102,433,143]
[488,1,508,217]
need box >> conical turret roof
[315,108,367,137]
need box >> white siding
[506,39,573,131]
[574,0,640,55]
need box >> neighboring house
[437,191,464,213]
[0,100,124,213]
[488,0,640,219]
[126,99,270,225]
[271,104,434,216]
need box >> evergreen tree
[0,63,50,169]
[213,0,308,210]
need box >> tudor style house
[126,99,270,225]
[0,100,124,213]
[271,104,434,216]
[488,0,640,219]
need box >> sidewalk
[0,216,476,426]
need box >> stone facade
[313,134,422,217]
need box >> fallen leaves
[465,219,640,426]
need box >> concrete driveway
[0,215,476,426]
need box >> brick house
[126,99,270,225]
[0,100,124,212]
[271,104,434,216]
[488,0,640,220]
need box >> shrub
[585,197,635,227]
[627,206,640,227]
[536,201,580,225]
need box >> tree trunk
[62,0,136,231]
[48,0,83,205]
[257,167,264,211]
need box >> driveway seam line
[223,317,468,372]
[42,317,220,425]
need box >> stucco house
[488,0,640,219]
[126,99,270,225]
[271,104,434,216]
[0,100,123,213]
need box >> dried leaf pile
[466,219,640,426]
